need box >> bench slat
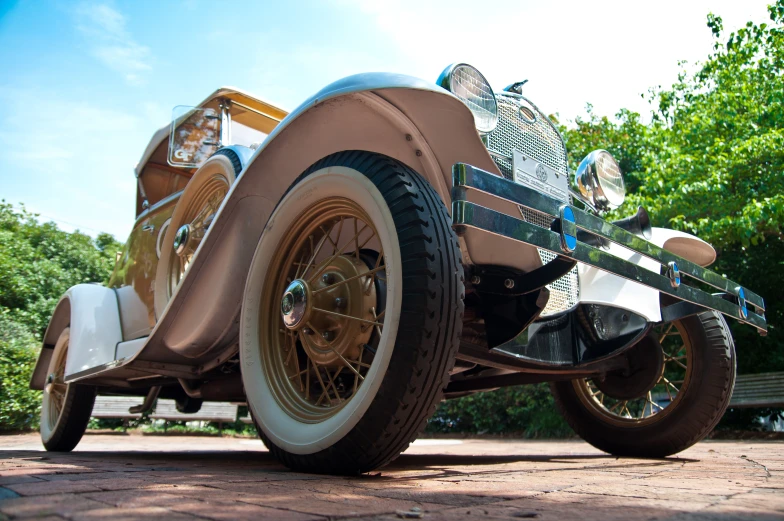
[150,399,238,423]
[92,396,145,419]
[730,372,784,409]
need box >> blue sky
[0,0,772,240]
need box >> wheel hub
[288,255,377,367]
[281,279,310,329]
[173,224,192,256]
[595,334,665,400]
[45,373,55,394]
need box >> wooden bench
[730,372,784,408]
[150,399,239,430]
[91,396,145,420]
[238,410,254,425]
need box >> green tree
[0,202,121,431]
[561,1,784,374]
[0,315,41,431]
[0,202,122,337]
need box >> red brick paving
[0,434,781,520]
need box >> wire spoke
[662,376,680,393]
[316,367,343,405]
[311,364,330,405]
[353,344,364,394]
[312,307,384,328]
[300,231,332,281]
[305,322,364,380]
[370,307,384,338]
[353,218,360,260]
[308,223,370,284]
[608,400,627,413]
[658,323,675,343]
[647,391,664,412]
[305,358,310,399]
[313,265,387,295]
[668,358,688,370]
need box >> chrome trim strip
[451,163,767,333]
[132,190,183,228]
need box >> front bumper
[451,163,767,334]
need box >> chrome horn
[578,206,652,247]
[611,206,652,240]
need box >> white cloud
[74,3,152,84]
[336,0,772,123]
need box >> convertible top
[134,87,288,177]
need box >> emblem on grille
[536,164,548,182]
[519,105,537,123]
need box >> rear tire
[241,151,464,474]
[40,328,96,452]
[551,311,736,457]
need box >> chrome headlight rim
[575,149,626,211]
[437,63,498,134]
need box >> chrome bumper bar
[451,163,767,334]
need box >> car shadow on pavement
[0,444,778,521]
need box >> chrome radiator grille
[489,93,579,317]
[488,93,569,181]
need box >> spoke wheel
[261,199,386,422]
[550,310,736,458]
[40,328,96,452]
[574,321,692,426]
[155,149,240,317]
[167,175,228,293]
[241,151,464,474]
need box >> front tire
[551,311,736,457]
[40,328,96,452]
[241,151,464,474]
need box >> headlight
[575,150,626,210]
[437,63,498,133]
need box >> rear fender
[29,284,122,389]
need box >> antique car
[31,64,767,474]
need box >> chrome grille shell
[487,92,579,317]
[487,93,569,180]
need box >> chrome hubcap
[281,279,309,329]
[44,373,55,394]
[173,224,191,256]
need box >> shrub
[0,315,41,432]
[427,384,573,438]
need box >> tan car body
[30,73,718,391]
[32,74,528,388]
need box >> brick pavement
[0,434,781,520]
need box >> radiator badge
[536,164,548,182]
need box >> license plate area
[512,149,568,203]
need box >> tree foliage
[561,1,784,374]
[0,202,121,431]
[427,384,572,437]
[0,202,121,337]
[0,315,41,431]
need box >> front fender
[649,227,717,267]
[30,284,123,389]
[578,227,718,322]
[136,72,500,362]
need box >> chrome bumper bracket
[451,163,767,335]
